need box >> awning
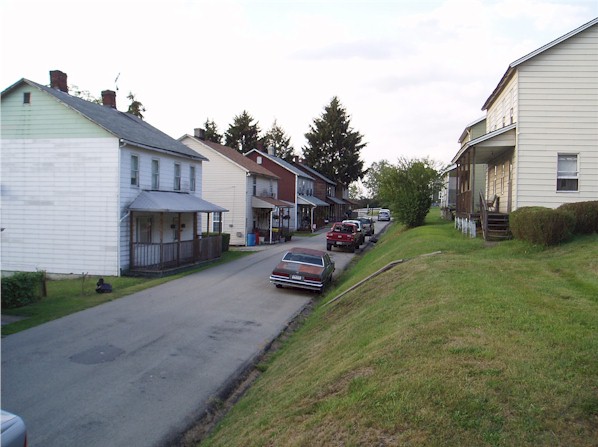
[298,195,329,207]
[251,196,294,209]
[326,196,346,205]
[128,191,228,213]
[451,124,516,164]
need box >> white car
[378,209,391,221]
[1,410,27,447]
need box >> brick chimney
[50,70,68,93]
[194,128,206,140]
[101,90,117,109]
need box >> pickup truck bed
[326,222,358,253]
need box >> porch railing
[131,236,222,272]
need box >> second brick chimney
[101,90,117,109]
[50,70,68,93]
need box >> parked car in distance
[378,209,391,221]
[270,247,335,293]
[1,410,27,447]
[358,216,375,236]
[342,219,365,246]
[326,222,359,253]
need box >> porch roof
[129,191,228,213]
[451,124,516,164]
[251,196,294,209]
[326,196,346,205]
[298,195,329,207]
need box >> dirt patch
[172,300,316,446]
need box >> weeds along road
[1,223,388,447]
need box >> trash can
[247,233,256,246]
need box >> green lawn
[1,251,251,336]
[201,213,598,446]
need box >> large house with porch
[451,18,598,239]
[180,129,293,245]
[1,70,226,276]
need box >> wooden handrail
[479,192,488,240]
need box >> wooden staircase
[479,193,511,241]
[485,212,511,241]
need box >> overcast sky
[2,0,597,170]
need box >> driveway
[1,226,385,447]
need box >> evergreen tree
[126,92,146,119]
[261,119,295,161]
[203,118,223,144]
[224,110,261,153]
[302,96,366,185]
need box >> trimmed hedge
[558,201,598,234]
[510,206,575,246]
[1,271,45,308]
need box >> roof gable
[187,138,279,179]
[482,17,598,110]
[246,149,314,180]
[3,78,206,161]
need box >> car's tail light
[304,276,320,282]
[272,271,289,278]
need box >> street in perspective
[1,220,389,447]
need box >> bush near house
[1,271,45,308]
[558,201,598,234]
[510,207,575,246]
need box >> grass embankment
[1,251,250,336]
[202,214,598,446]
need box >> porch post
[193,211,198,261]
[129,211,134,271]
[160,212,164,269]
[471,147,476,213]
[177,212,182,266]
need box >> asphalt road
[1,223,387,447]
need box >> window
[190,166,196,191]
[136,217,152,243]
[557,154,578,192]
[151,159,159,190]
[213,212,222,233]
[23,92,31,104]
[131,155,139,186]
[269,179,273,197]
[174,163,181,190]
[252,177,257,196]
[172,216,179,240]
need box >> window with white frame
[174,163,181,191]
[557,154,578,192]
[190,166,196,191]
[131,155,139,186]
[151,159,159,190]
[213,212,222,233]
[252,176,257,196]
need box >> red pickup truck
[326,222,359,253]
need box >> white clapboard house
[451,18,598,239]
[1,70,226,276]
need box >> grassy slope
[202,214,598,447]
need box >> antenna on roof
[114,72,121,91]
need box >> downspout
[269,210,273,244]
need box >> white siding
[1,137,120,275]
[118,146,204,268]
[515,25,598,209]
[486,73,519,133]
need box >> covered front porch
[452,124,516,240]
[127,191,228,275]
[298,195,330,230]
[251,196,293,244]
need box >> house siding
[1,137,120,275]
[515,25,598,209]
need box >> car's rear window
[283,252,324,266]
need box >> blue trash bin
[247,233,256,246]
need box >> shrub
[510,207,575,246]
[558,201,598,234]
[1,271,45,308]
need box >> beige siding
[515,25,598,209]
[487,73,518,133]
[181,137,248,245]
